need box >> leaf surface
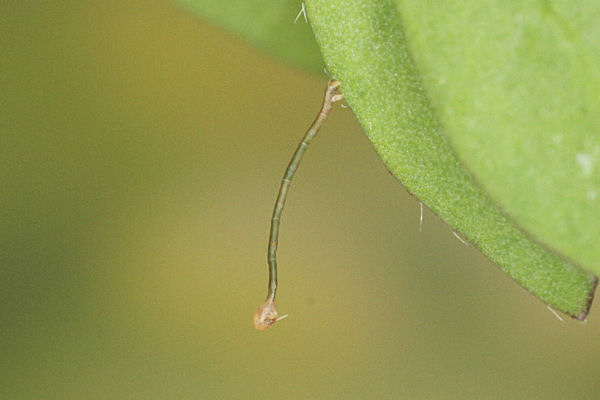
[394,1,600,273]
[305,0,597,318]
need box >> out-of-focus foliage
[176,0,323,72]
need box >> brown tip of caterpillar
[253,299,287,331]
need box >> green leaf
[175,0,323,72]
[395,1,600,274]
[304,0,597,318]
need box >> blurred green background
[2,1,600,399]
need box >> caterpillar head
[253,299,287,331]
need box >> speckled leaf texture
[177,0,598,319]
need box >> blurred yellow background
[2,1,599,399]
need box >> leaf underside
[306,0,597,318]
